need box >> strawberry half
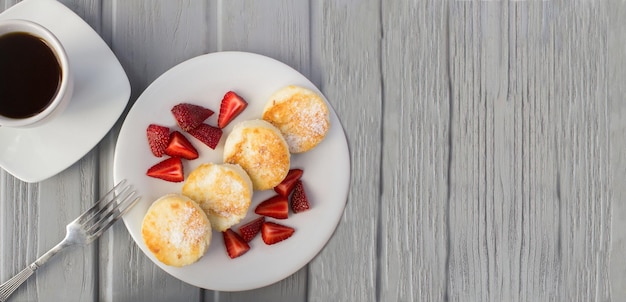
[291,180,310,213]
[217,91,248,128]
[274,168,304,197]
[223,229,250,259]
[238,216,265,242]
[261,222,295,245]
[146,157,184,182]
[188,123,223,149]
[164,131,199,160]
[171,103,214,131]
[146,124,170,157]
[254,195,289,219]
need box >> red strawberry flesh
[261,222,295,245]
[223,229,250,259]
[165,131,199,160]
[146,157,184,182]
[291,180,310,213]
[188,123,223,149]
[274,168,304,196]
[238,216,265,242]
[254,195,289,219]
[217,91,248,128]
[171,103,214,131]
[146,124,170,157]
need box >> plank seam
[444,2,453,301]
[216,0,222,52]
[375,0,384,300]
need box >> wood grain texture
[608,0,626,299]
[307,0,380,301]
[0,138,99,302]
[98,0,210,301]
[0,0,19,10]
[549,4,611,300]
[380,1,449,301]
[59,0,101,32]
[447,3,517,300]
[218,0,310,76]
[0,173,42,301]
[34,155,99,302]
[446,1,612,301]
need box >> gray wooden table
[2,0,626,301]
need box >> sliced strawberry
[254,195,289,219]
[188,123,223,149]
[164,131,198,160]
[238,216,265,242]
[146,124,170,157]
[291,180,310,213]
[274,168,304,197]
[217,91,248,128]
[261,222,295,245]
[146,157,184,182]
[223,228,250,259]
[171,103,214,131]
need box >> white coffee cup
[0,19,73,128]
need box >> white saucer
[0,0,130,183]
[114,52,350,291]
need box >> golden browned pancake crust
[223,120,290,191]
[182,163,253,231]
[262,85,330,153]
[141,194,211,267]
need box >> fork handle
[0,263,36,302]
[0,241,68,302]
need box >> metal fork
[0,180,140,302]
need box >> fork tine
[88,195,141,238]
[79,184,133,227]
[75,179,128,224]
[84,188,136,232]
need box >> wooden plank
[0,174,42,301]
[98,0,212,301]
[206,272,306,302]
[0,1,101,301]
[59,0,101,32]
[0,137,99,302]
[207,1,310,301]
[524,2,610,300]
[379,0,449,301]
[218,0,311,76]
[306,0,380,301]
[445,1,612,301]
[446,3,511,300]
[608,0,626,299]
[310,0,383,297]
[0,0,19,10]
[33,156,99,302]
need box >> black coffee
[0,32,61,119]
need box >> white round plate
[114,52,350,291]
[0,0,130,182]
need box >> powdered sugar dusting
[262,86,331,153]
[183,163,253,229]
[283,99,329,152]
[300,101,327,135]
[165,202,207,250]
[223,121,290,191]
